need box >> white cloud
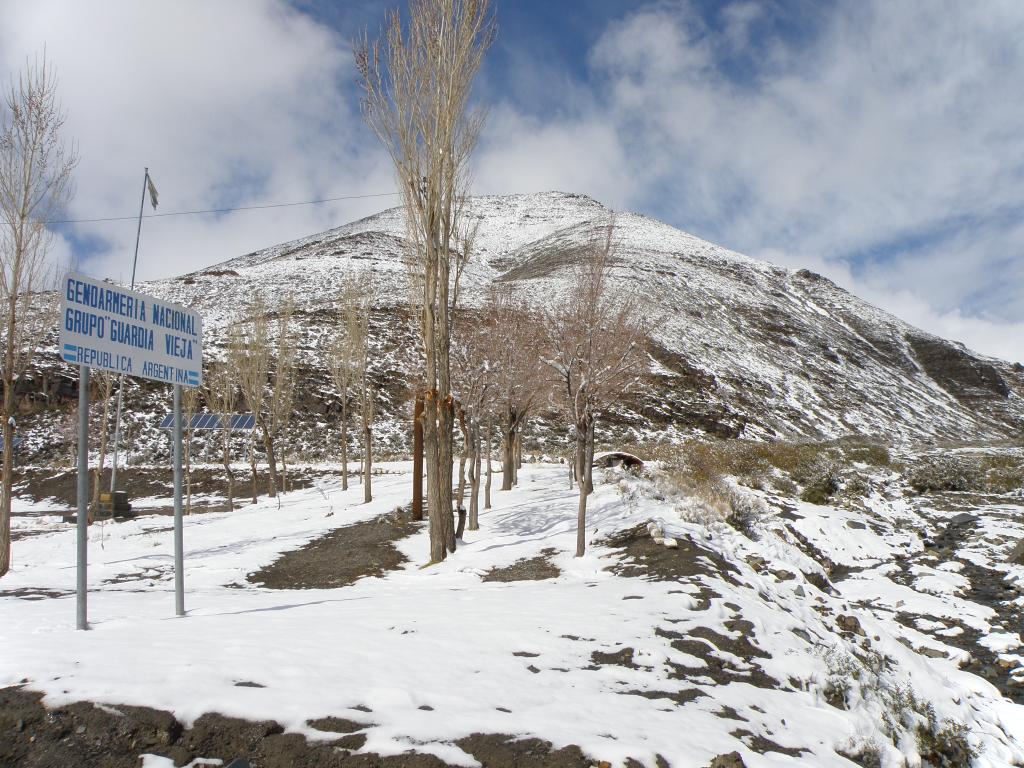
[471,0,1024,361]
[474,106,640,208]
[0,0,395,282]
[5,0,1023,363]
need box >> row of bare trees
[358,0,646,560]
[443,221,646,556]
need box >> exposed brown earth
[248,512,419,590]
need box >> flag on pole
[146,173,159,209]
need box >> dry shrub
[839,439,891,467]
[842,474,872,500]
[800,462,841,505]
[984,465,1024,494]
[973,452,1024,493]
[657,436,892,504]
[670,477,765,538]
[906,456,982,494]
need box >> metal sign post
[76,366,89,631]
[59,272,203,629]
[173,384,184,616]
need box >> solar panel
[230,413,256,430]
[159,412,255,431]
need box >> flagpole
[109,168,150,493]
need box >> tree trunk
[0,294,16,577]
[455,505,466,539]
[340,399,348,491]
[468,421,481,530]
[424,391,447,562]
[260,421,278,498]
[222,429,235,511]
[501,423,515,491]
[442,396,456,554]
[249,435,258,504]
[484,420,492,510]
[363,422,372,504]
[280,439,288,494]
[456,408,468,519]
[515,427,522,470]
[91,379,112,510]
[568,443,575,490]
[584,419,596,495]
[185,429,193,514]
[574,419,591,557]
[412,393,423,520]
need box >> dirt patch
[604,524,740,587]
[455,733,590,768]
[0,687,644,768]
[12,466,337,513]
[656,627,780,690]
[730,728,808,757]
[481,548,560,582]
[0,686,439,768]
[249,512,420,590]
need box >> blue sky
[3,0,1024,361]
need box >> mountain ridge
[20,191,1024,462]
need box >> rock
[917,646,947,659]
[652,537,665,546]
[708,752,747,768]
[845,520,866,530]
[663,537,678,548]
[836,614,864,636]
[746,555,767,571]
[1007,539,1024,565]
[950,512,978,526]
[773,569,796,581]
[794,585,805,597]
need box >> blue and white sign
[59,272,203,387]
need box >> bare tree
[452,308,493,531]
[203,361,236,512]
[543,218,647,557]
[229,299,272,500]
[269,296,297,493]
[357,0,494,563]
[0,54,76,576]
[358,335,375,505]
[328,279,374,498]
[327,289,359,492]
[485,286,546,491]
[89,372,114,515]
[182,385,199,514]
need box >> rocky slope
[20,192,1024,462]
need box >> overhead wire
[45,190,400,225]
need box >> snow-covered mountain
[25,192,1024,460]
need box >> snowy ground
[3,462,1024,767]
